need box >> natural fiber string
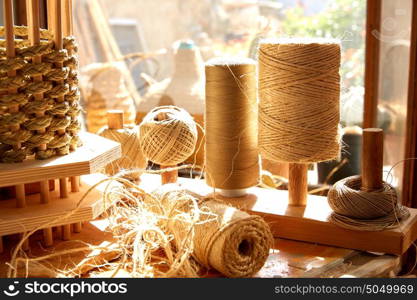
[327,175,410,231]
[149,185,273,277]
[205,58,260,190]
[7,167,272,278]
[327,158,417,232]
[258,38,341,163]
[138,106,197,166]
[0,26,81,162]
[97,124,147,181]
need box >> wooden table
[0,219,401,278]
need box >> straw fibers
[7,171,272,278]
[97,124,147,181]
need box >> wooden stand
[0,174,120,238]
[138,126,416,256]
[288,163,308,206]
[137,173,417,255]
[0,133,121,252]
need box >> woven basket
[0,26,81,163]
[80,62,137,133]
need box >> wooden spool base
[139,174,417,256]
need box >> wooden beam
[402,0,417,209]
[363,0,382,128]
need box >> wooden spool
[361,128,384,191]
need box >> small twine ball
[138,106,198,165]
[98,124,147,180]
[327,175,397,219]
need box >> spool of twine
[149,184,273,277]
[258,38,341,163]
[205,58,260,195]
[327,175,410,231]
[97,124,146,181]
[138,106,197,166]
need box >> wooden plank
[0,173,120,237]
[138,174,417,255]
[363,0,382,128]
[0,219,398,278]
[0,132,121,187]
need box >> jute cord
[0,26,81,162]
[138,106,198,166]
[258,39,341,163]
[7,166,272,278]
[98,124,147,180]
[328,175,410,231]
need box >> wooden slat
[402,0,417,209]
[0,132,121,187]
[400,0,417,274]
[0,174,120,237]
[363,0,382,128]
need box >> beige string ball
[138,106,198,166]
[98,111,147,181]
[327,175,410,231]
[328,175,397,219]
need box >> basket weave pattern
[0,26,81,163]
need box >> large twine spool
[258,38,341,163]
[97,125,147,181]
[205,58,260,193]
[138,106,198,166]
[327,175,410,231]
[149,184,273,277]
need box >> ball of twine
[150,185,273,277]
[327,175,410,231]
[138,106,198,166]
[258,38,341,163]
[98,124,147,180]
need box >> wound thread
[205,58,260,191]
[258,38,341,163]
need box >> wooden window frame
[364,0,417,209]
